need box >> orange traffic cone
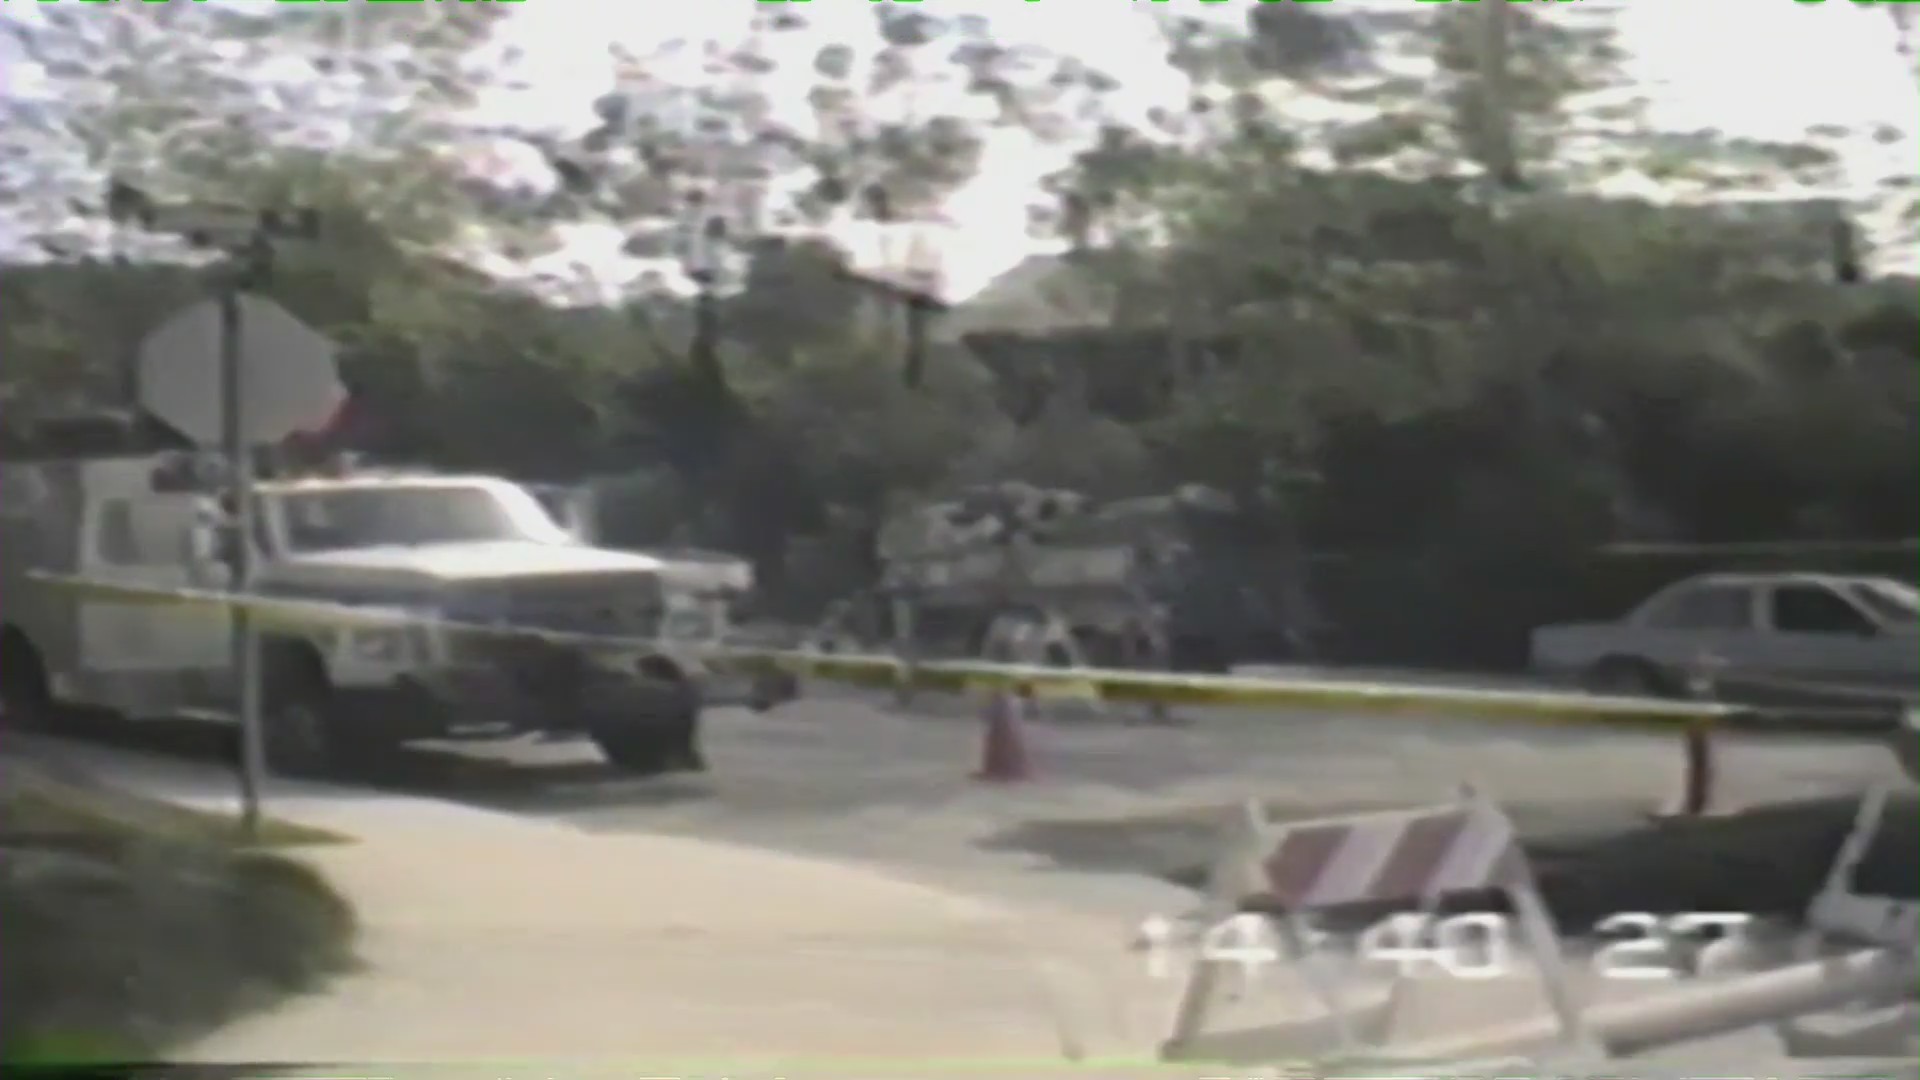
[974,688,1033,782]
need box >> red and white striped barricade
[1805,785,1917,949]
[1768,784,1920,1058]
[1700,783,1918,979]
[1537,784,1916,1063]
[1160,790,1598,1071]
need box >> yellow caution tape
[26,571,1738,728]
[33,573,410,634]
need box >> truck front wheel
[591,658,704,775]
[592,713,702,774]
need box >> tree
[0,1,1909,650]
[0,3,529,259]
[984,1,1914,624]
[517,6,1134,292]
[0,3,682,469]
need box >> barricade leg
[1163,952,1231,1057]
[1163,800,1272,1057]
[1657,718,1716,819]
[1504,863,1602,1058]
[1802,786,1915,947]
[1277,911,1364,1055]
[1672,658,1724,818]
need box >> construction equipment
[805,481,1317,720]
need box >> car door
[1758,583,1909,689]
[1629,581,1759,675]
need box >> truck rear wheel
[264,678,333,778]
[262,646,389,779]
[0,630,54,731]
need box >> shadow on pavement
[983,796,1652,893]
[32,709,716,816]
[43,708,1920,937]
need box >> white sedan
[1529,572,1919,701]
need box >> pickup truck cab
[1529,572,1919,702]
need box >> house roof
[937,251,1127,342]
[942,193,1891,341]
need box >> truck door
[79,494,229,675]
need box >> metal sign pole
[219,280,266,835]
[113,179,330,835]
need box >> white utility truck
[0,413,721,777]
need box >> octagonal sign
[137,294,344,446]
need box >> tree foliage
[0,4,1911,658]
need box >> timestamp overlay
[1138,909,1757,985]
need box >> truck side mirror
[187,518,236,585]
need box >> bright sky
[480,0,1917,295]
[1,1,1911,289]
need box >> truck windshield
[268,483,572,553]
[1847,578,1919,624]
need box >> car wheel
[1583,656,1670,698]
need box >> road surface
[40,689,1909,921]
[21,689,1915,1077]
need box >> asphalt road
[36,688,1910,923]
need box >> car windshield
[267,483,572,553]
[1846,578,1920,624]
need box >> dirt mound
[1512,795,1913,931]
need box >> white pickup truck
[0,444,722,777]
[1529,572,1919,705]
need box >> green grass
[6,770,352,849]
[0,766,359,1066]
